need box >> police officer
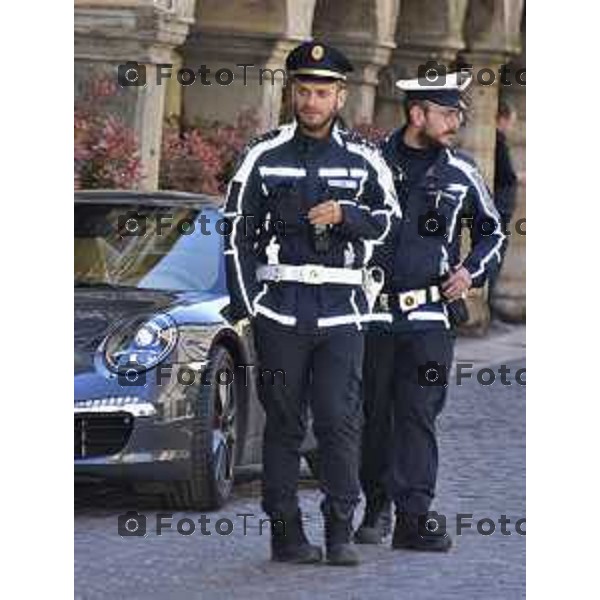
[223,41,399,565]
[354,72,505,551]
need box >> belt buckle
[305,265,323,285]
[399,291,417,312]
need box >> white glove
[233,317,251,337]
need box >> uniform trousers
[253,315,364,519]
[360,325,455,515]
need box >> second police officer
[223,41,400,566]
[354,70,506,551]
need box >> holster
[445,298,469,326]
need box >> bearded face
[410,101,463,148]
[292,79,347,135]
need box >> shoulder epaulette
[233,126,289,167]
[239,127,283,156]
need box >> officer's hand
[441,266,472,301]
[308,200,343,225]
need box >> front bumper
[74,409,194,482]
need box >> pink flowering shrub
[160,109,260,194]
[353,122,390,144]
[74,75,142,189]
[159,124,223,195]
[74,111,142,190]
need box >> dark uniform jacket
[224,120,400,333]
[372,127,506,329]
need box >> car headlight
[101,313,178,373]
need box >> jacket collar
[293,118,342,155]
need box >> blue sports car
[74,190,278,509]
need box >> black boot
[270,509,323,564]
[323,505,360,566]
[354,497,392,545]
[391,512,452,552]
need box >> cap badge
[311,45,325,61]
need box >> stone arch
[396,0,469,54]
[180,0,318,130]
[192,0,316,38]
[313,0,374,41]
[374,0,469,128]
[463,0,524,54]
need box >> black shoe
[270,510,323,564]
[326,543,360,566]
[323,504,360,566]
[354,499,392,545]
[391,512,452,553]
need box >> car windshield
[74,202,225,293]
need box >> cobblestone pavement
[75,325,526,600]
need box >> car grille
[74,412,134,458]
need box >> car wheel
[169,345,240,510]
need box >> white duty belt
[378,286,442,313]
[256,264,364,286]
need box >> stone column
[457,54,506,181]
[180,33,297,132]
[164,50,184,122]
[491,51,526,322]
[180,0,317,131]
[457,0,525,330]
[453,53,506,335]
[323,38,395,126]
[74,0,194,190]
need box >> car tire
[168,345,240,510]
